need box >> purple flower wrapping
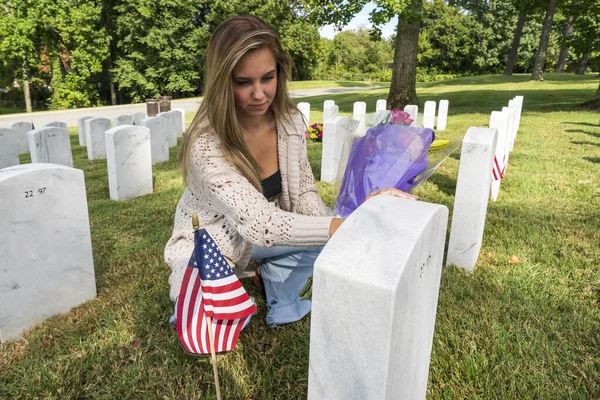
[335,124,434,218]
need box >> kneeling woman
[164,15,408,327]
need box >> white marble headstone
[85,117,111,160]
[156,111,177,147]
[446,127,498,271]
[132,112,146,127]
[423,100,436,129]
[113,114,134,127]
[404,104,419,127]
[437,99,449,130]
[489,110,509,202]
[513,95,523,138]
[169,110,184,139]
[0,128,20,169]
[352,101,367,135]
[297,102,311,128]
[172,108,186,136]
[321,116,349,183]
[77,116,93,147]
[44,121,67,128]
[140,117,169,164]
[376,98,387,112]
[502,106,516,154]
[308,195,449,400]
[9,121,33,154]
[27,127,73,167]
[323,101,338,123]
[105,125,153,201]
[0,163,96,343]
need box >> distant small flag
[31,120,35,129]
[176,229,256,354]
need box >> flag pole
[192,213,221,400]
[206,317,222,400]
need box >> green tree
[530,0,558,81]
[305,0,423,108]
[0,0,47,112]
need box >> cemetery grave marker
[489,110,510,202]
[85,117,111,160]
[446,127,498,271]
[0,128,20,169]
[9,121,33,154]
[423,101,436,129]
[27,127,73,167]
[308,195,449,399]
[105,125,153,200]
[113,115,134,127]
[404,104,419,127]
[132,112,146,127]
[140,117,170,164]
[437,100,449,131]
[77,116,93,146]
[297,102,310,129]
[156,111,177,147]
[171,108,186,137]
[44,121,67,128]
[0,163,96,343]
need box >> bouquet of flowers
[333,109,449,218]
[305,122,323,143]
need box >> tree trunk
[387,1,422,110]
[530,0,558,81]
[107,49,117,105]
[504,11,526,76]
[22,57,32,113]
[24,79,32,113]
[554,16,573,72]
[575,52,589,75]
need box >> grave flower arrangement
[305,122,323,143]
[334,110,439,218]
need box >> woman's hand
[364,187,418,203]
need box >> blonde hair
[179,15,295,189]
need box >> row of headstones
[0,121,71,169]
[0,109,193,341]
[298,99,450,183]
[0,109,185,171]
[489,95,523,202]
[78,108,185,164]
[307,104,524,398]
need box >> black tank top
[261,170,282,200]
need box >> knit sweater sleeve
[190,138,333,247]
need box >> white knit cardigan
[164,112,334,301]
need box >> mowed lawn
[1,73,599,399]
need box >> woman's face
[231,47,278,122]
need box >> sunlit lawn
[1,73,599,398]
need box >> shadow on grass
[571,140,600,147]
[564,130,600,140]
[428,172,457,197]
[562,122,600,128]
[583,157,600,164]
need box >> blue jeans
[251,245,323,327]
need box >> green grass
[0,106,26,115]
[1,73,600,399]
[288,80,389,90]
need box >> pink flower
[390,109,413,125]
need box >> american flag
[176,229,256,354]
[492,155,506,181]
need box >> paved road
[0,86,386,128]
